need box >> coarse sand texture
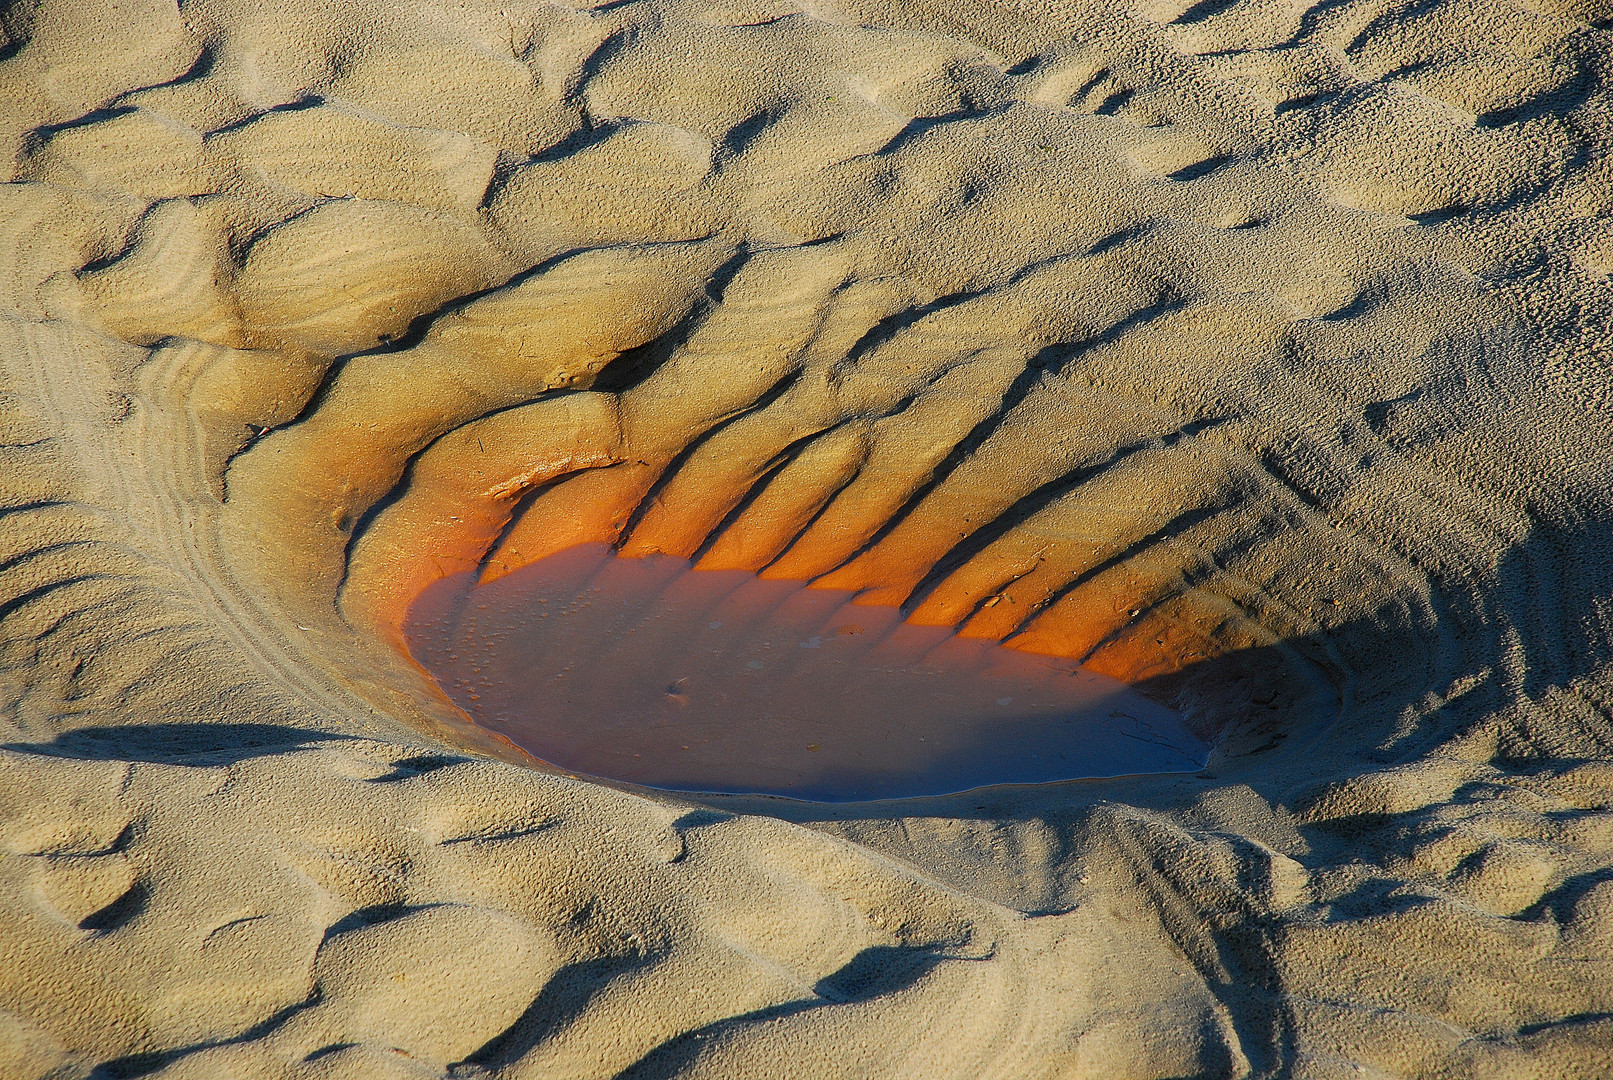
[2,0,1613,1076]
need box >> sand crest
[2,0,1612,1075]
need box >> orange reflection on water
[403,544,1209,801]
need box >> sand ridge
[1,0,1612,1075]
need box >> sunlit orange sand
[404,544,1209,800]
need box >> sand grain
[2,0,1612,1075]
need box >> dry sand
[2,0,1613,1075]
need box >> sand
[1,0,1611,1075]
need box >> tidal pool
[404,544,1210,801]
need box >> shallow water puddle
[404,544,1209,801]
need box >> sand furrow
[1,0,1611,1075]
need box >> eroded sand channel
[405,543,1208,800]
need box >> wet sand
[2,0,1612,1076]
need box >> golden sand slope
[2,0,1613,1075]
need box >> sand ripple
[2,0,1612,1074]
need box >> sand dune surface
[2,0,1613,1075]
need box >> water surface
[404,544,1209,801]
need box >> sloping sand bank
[3,0,1613,1075]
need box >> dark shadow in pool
[714,505,1613,828]
[404,544,1211,803]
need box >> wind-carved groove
[326,245,754,604]
[234,237,729,480]
[1272,91,1328,115]
[692,244,758,305]
[1000,493,1244,648]
[504,118,620,177]
[24,106,141,158]
[474,471,590,581]
[1255,448,1329,513]
[0,435,56,452]
[788,306,1189,589]
[331,391,602,606]
[0,539,117,580]
[66,198,158,275]
[1170,0,1245,25]
[78,879,149,933]
[590,336,673,394]
[614,367,808,549]
[1066,67,1119,107]
[756,451,871,577]
[1085,221,1156,257]
[898,417,1230,616]
[837,289,989,371]
[797,353,1062,587]
[1091,87,1136,116]
[591,246,754,395]
[946,557,1049,631]
[1070,542,1230,666]
[0,574,145,625]
[568,27,635,102]
[1058,294,1191,367]
[872,103,1018,159]
[686,421,849,566]
[718,104,790,161]
[202,93,327,141]
[1168,154,1232,182]
[0,499,75,522]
